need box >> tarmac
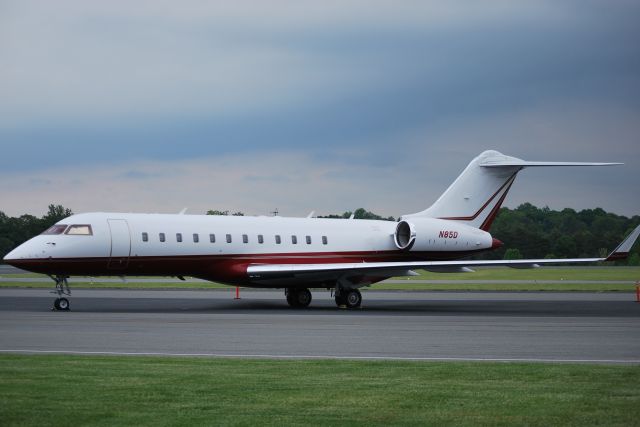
[1,288,639,363]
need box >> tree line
[1,203,638,265]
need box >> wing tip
[605,224,640,262]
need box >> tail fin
[402,150,621,231]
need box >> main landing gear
[284,286,363,309]
[286,288,312,308]
[334,288,362,309]
[49,275,71,311]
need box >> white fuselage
[5,212,495,287]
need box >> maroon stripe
[6,247,492,285]
[479,178,514,231]
[439,173,517,222]
[606,252,629,261]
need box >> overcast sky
[1,1,638,218]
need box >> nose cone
[3,247,20,264]
[491,238,504,249]
[2,241,43,272]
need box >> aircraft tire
[286,289,312,308]
[286,289,297,307]
[295,288,312,308]
[58,297,70,311]
[334,293,347,307]
[345,289,362,309]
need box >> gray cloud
[0,1,638,216]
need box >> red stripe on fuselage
[7,248,491,286]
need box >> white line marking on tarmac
[1,349,639,364]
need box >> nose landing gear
[49,275,71,311]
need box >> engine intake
[394,221,416,250]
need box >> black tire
[286,288,312,308]
[53,298,61,310]
[334,293,347,307]
[58,297,70,311]
[295,289,312,308]
[345,289,362,309]
[286,289,297,307]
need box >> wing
[247,225,640,285]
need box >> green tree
[42,204,73,229]
[0,237,13,258]
[318,208,395,221]
[206,210,229,216]
[504,248,522,260]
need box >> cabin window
[306,235,311,244]
[209,234,216,243]
[242,234,248,244]
[226,234,232,243]
[65,224,93,236]
[42,224,68,235]
[176,233,183,243]
[322,236,328,245]
[291,235,298,244]
[258,234,264,244]
[159,233,166,242]
[193,233,199,243]
[142,232,149,242]
[275,235,281,244]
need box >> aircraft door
[107,219,131,270]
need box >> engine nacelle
[394,218,495,252]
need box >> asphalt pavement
[1,288,638,363]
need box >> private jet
[4,150,639,310]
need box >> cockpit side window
[42,224,68,235]
[65,225,93,236]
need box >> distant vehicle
[4,150,639,310]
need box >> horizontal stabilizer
[480,160,622,168]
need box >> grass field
[2,267,639,291]
[1,354,638,426]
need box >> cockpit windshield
[41,224,93,236]
[65,225,93,235]
[42,224,68,235]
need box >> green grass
[1,267,639,292]
[1,354,638,426]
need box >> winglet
[606,224,640,261]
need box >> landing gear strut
[286,288,312,308]
[49,275,71,311]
